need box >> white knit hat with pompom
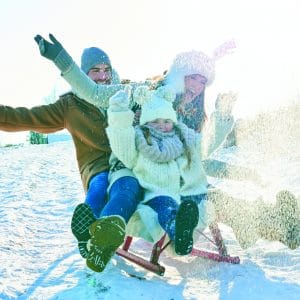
[164,50,215,94]
[134,86,177,125]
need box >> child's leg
[85,172,109,218]
[175,200,199,255]
[101,176,142,222]
[146,196,178,240]
[147,196,199,255]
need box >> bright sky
[1,0,300,117]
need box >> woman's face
[184,74,207,97]
[147,118,174,132]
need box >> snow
[0,138,299,299]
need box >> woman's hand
[215,91,237,117]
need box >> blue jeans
[146,196,178,240]
[181,194,207,204]
[85,172,109,218]
[146,194,207,240]
[101,176,142,223]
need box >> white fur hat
[134,86,177,125]
[165,50,215,93]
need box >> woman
[159,50,299,250]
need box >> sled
[116,222,240,276]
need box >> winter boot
[71,203,96,258]
[256,190,299,250]
[86,215,126,272]
[175,200,199,255]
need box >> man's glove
[109,90,130,112]
[34,33,63,61]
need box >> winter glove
[109,88,131,112]
[34,33,62,61]
[215,91,237,118]
[34,33,73,73]
[133,85,151,105]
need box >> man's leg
[85,171,109,218]
[86,176,142,272]
[71,172,109,258]
[101,176,142,222]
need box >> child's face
[147,118,174,132]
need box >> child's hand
[109,90,130,112]
[215,91,237,117]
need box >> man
[0,39,142,267]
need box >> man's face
[87,63,112,84]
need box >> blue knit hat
[80,47,111,74]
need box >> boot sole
[71,203,96,258]
[86,216,126,272]
[175,200,199,255]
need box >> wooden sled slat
[115,223,240,276]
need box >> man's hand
[34,33,63,61]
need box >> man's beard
[96,79,111,85]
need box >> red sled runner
[116,222,240,276]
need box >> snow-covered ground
[0,124,299,299]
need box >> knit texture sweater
[106,107,234,203]
[57,49,145,110]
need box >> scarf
[135,125,184,163]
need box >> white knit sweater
[106,107,234,203]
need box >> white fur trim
[165,50,215,93]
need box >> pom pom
[154,86,176,103]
